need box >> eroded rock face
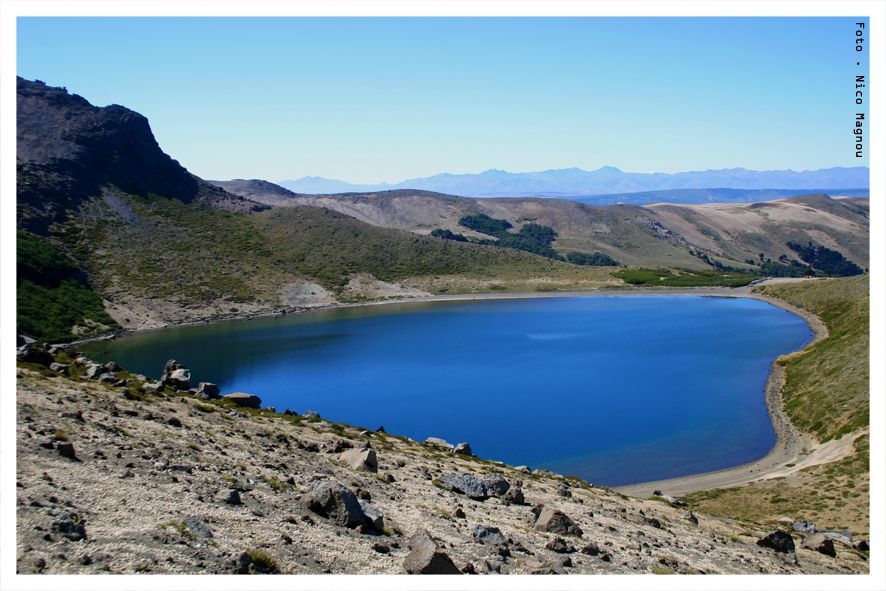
[302,481,365,529]
[403,530,461,574]
[533,505,583,537]
[757,530,795,554]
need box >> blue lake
[81,296,812,486]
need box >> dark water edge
[81,296,812,486]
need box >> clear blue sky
[17,17,868,183]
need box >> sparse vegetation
[614,268,758,287]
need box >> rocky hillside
[215,181,869,271]
[15,347,869,575]
[16,78,264,234]
[14,78,619,341]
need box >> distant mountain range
[279,166,869,198]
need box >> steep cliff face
[16,77,263,233]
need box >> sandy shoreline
[65,279,831,498]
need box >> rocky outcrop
[802,534,836,557]
[16,77,265,233]
[194,382,220,400]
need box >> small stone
[580,542,601,556]
[453,507,466,519]
[183,516,213,539]
[372,542,390,554]
[167,417,182,428]
[51,510,86,541]
[49,363,69,373]
[853,540,869,551]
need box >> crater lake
[80,295,812,486]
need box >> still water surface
[82,296,811,486]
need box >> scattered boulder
[504,486,525,505]
[162,360,191,390]
[50,509,87,541]
[338,447,378,472]
[167,417,182,428]
[236,550,280,574]
[49,363,69,373]
[757,530,795,554]
[683,511,699,525]
[303,410,320,419]
[302,481,365,529]
[517,557,561,575]
[853,540,869,551]
[453,442,473,456]
[425,437,453,450]
[580,542,601,556]
[481,474,510,496]
[403,530,461,574]
[453,507,466,519]
[183,517,213,539]
[17,343,53,366]
[223,392,262,409]
[792,520,816,533]
[359,500,384,532]
[438,474,490,500]
[103,361,120,372]
[84,363,103,380]
[98,372,118,383]
[55,442,78,461]
[545,537,575,553]
[195,382,221,400]
[217,489,243,506]
[802,533,836,557]
[533,505,583,537]
[472,525,506,546]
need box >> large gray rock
[403,530,461,574]
[439,474,490,500]
[481,474,510,496]
[162,360,191,390]
[84,363,103,380]
[195,382,220,400]
[533,505,583,537]
[302,481,365,528]
[757,530,795,554]
[223,392,262,409]
[359,500,384,531]
[802,533,836,557]
[338,447,378,472]
[472,525,505,545]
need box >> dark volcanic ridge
[16,77,266,233]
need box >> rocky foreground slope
[16,347,869,575]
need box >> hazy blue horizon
[18,17,869,183]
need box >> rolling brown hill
[213,181,869,271]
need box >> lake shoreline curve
[65,278,831,498]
